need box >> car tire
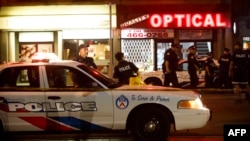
[130,107,171,141]
[144,77,162,86]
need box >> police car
[141,58,220,88]
[0,56,211,141]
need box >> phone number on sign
[126,32,169,38]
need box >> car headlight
[178,98,203,109]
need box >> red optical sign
[149,13,230,28]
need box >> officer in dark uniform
[187,45,200,88]
[218,48,232,88]
[162,43,180,87]
[75,44,97,69]
[205,52,216,88]
[229,42,248,102]
[113,52,139,84]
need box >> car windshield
[77,65,122,88]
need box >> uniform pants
[188,69,198,88]
[205,74,213,88]
[219,72,232,88]
[164,71,179,87]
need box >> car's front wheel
[130,107,171,141]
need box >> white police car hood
[115,85,200,98]
[116,85,180,90]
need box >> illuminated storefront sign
[120,14,149,28]
[243,37,250,41]
[149,13,230,28]
[121,28,174,38]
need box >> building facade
[0,4,116,74]
[116,2,232,71]
[1,0,249,75]
[231,0,250,49]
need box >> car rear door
[42,65,113,131]
[0,65,47,131]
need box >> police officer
[162,43,180,87]
[75,44,97,69]
[205,52,216,88]
[218,48,232,88]
[113,52,139,84]
[187,45,201,88]
[229,42,248,102]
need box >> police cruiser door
[0,66,46,131]
[43,65,113,131]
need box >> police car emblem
[116,95,129,109]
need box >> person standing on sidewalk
[218,48,232,88]
[75,44,97,69]
[162,43,180,87]
[113,52,139,85]
[187,45,201,88]
[229,42,249,102]
[205,52,216,88]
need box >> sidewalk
[189,88,234,94]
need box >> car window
[45,66,102,89]
[0,66,40,88]
[78,65,121,88]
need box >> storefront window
[180,41,212,59]
[243,37,250,50]
[19,43,53,62]
[63,39,110,74]
[121,39,154,72]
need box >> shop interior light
[233,21,237,34]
